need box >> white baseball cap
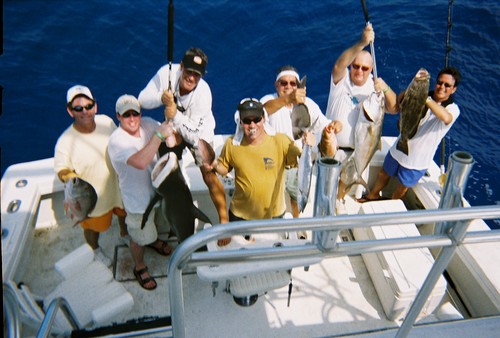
[66,85,94,104]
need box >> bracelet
[383,86,391,93]
[154,131,165,142]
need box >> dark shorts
[383,152,427,188]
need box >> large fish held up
[297,142,313,213]
[396,68,430,155]
[64,177,98,226]
[340,90,385,195]
[142,152,212,242]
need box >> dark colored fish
[396,68,430,155]
[142,152,211,242]
[291,76,311,140]
[64,177,97,226]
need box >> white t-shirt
[54,114,123,217]
[138,63,215,144]
[261,93,330,148]
[325,71,374,148]
[108,117,160,214]
[390,103,460,170]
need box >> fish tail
[396,138,409,156]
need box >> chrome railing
[3,284,21,338]
[36,297,80,338]
[168,151,500,337]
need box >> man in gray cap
[108,94,175,290]
[139,47,228,227]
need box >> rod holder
[435,151,475,235]
[313,158,342,250]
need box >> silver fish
[297,142,313,213]
[142,152,211,242]
[64,177,97,226]
[297,117,321,213]
[340,90,385,194]
[190,138,215,167]
[396,68,430,155]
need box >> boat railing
[167,205,500,338]
[36,297,80,338]
[3,284,22,338]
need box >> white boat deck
[3,136,500,337]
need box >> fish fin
[192,205,212,224]
[396,138,409,156]
[141,193,162,229]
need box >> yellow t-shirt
[219,133,300,220]
[54,114,123,217]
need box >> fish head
[192,139,215,167]
[151,152,179,190]
[415,68,430,82]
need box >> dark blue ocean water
[1,1,499,227]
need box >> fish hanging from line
[396,68,431,156]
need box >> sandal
[133,266,157,290]
[357,194,390,203]
[147,240,173,256]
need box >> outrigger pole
[361,0,377,80]
[168,0,174,91]
[440,0,454,181]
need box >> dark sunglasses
[279,80,297,87]
[122,111,141,118]
[71,102,95,112]
[351,64,371,72]
[241,116,263,125]
[436,80,454,88]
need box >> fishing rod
[361,0,377,79]
[168,0,174,91]
[440,0,454,184]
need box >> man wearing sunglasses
[54,85,127,267]
[261,65,341,220]
[208,99,338,246]
[108,94,175,290]
[326,23,397,163]
[360,67,461,202]
[138,47,228,226]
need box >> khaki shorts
[126,208,158,246]
[80,207,126,232]
[285,167,299,201]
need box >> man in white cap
[261,65,342,219]
[54,85,127,267]
[138,47,228,226]
[108,94,174,290]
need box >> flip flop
[147,240,173,256]
[133,266,157,290]
[356,194,390,203]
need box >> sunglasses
[351,64,371,72]
[241,116,263,125]
[121,111,141,118]
[436,80,454,88]
[278,80,297,87]
[71,102,95,112]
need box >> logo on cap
[193,56,202,65]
